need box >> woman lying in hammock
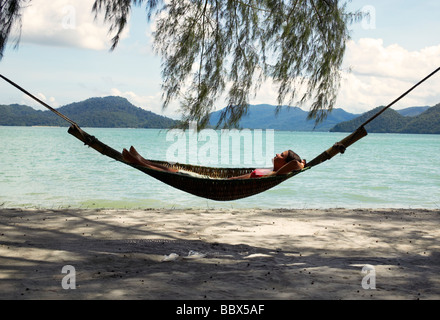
[122,146,306,179]
[229,149,306,179]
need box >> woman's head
[285,150,302,163]
[273,150,305,170]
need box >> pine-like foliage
[0,0,28,59]
[1,0,361,128]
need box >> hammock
[67,123,366,201]
[1,68,438,201]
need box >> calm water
[0,126,439,209]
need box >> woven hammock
[67,124,366,201]
[122,160,305,201]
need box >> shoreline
[1,207,439,300]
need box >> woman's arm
[122,148,178,173]
[228,173,252,180]
[275,160,305,175]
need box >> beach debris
[183,250,206,259]
[162,253,180,262]
[161,250,206,262]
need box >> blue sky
[347,0,440,50]
[0,0,439,118]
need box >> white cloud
[108,88,180,119]
[249,39,440,114]
[338,39,440,113]
[16,0,128,50]
[21,92,59,110]
[249,38,440,115]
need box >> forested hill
[330,104,440,134]
[209,104,357,131]
[0,96,178,128]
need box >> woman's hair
[286,150,305,164]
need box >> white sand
[0,207,439,300]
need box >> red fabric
[250,168,273,178]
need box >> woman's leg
[122,147,178,173]
[128,146,151,164]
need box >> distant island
[0,96,178,128]
[0,96,438,133]
[330,104,439,134]
[208,104,358,131]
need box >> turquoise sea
[0,126,439,209]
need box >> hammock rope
[1,67,439,201]
[0,74,78,127]
[360,66,440,128]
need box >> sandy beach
[0,207,439,300]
